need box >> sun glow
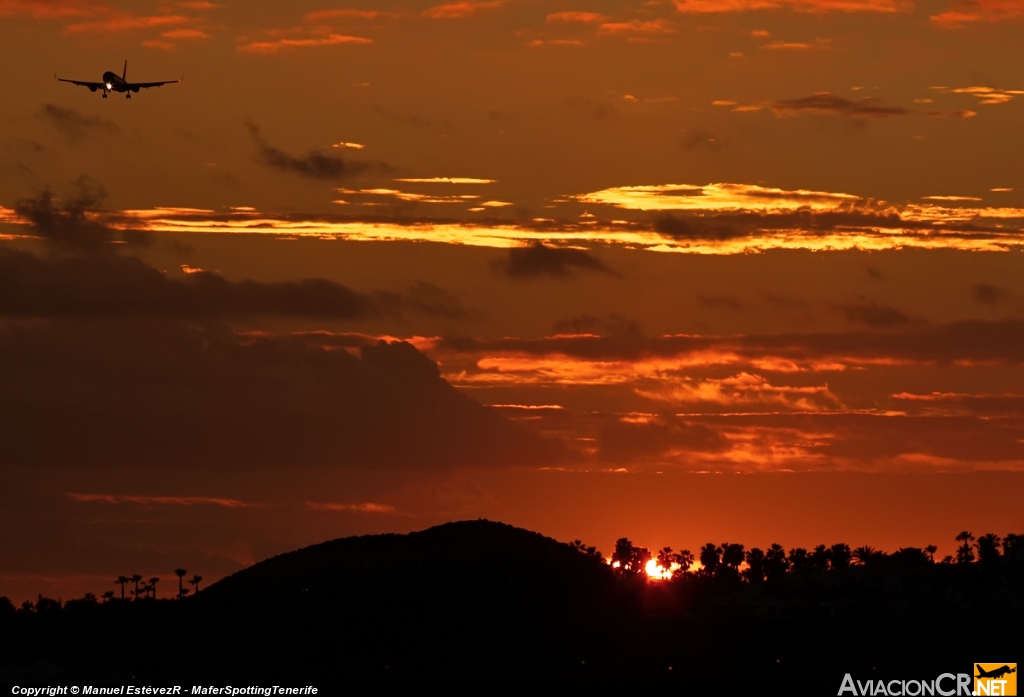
[645,559,675,580]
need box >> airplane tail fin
[122,60,127,81]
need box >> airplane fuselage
[100,73,133,93]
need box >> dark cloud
[39,104,119,142]
[565,96,617,120]
[762,292,811,311]
[973,283,1010,305]
[696,294,744,311]
[500,242,618,279]
[378,281,465,319]
[810,413,1024,464]
[866,265,885,280]
[599,418,730,463]
[435,319,1024,364]
[553,313,642,337]
[772,93,907,118]
[246,121,379,180]
[14,179,147,252]
[1,190,460,320]
[0,250,378,318]
[373,106,431,129]
[681,127,722,150]
[831,300,911,328]
[652,213,747,240]
[0,322,560,471]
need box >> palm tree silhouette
[699,543,722,577]
[976,534,1001,564]
[764,544,789,581]
[1004,533,1022,560]
[175,568,187,598]
[955,531,975,564]
[131,574,143,601]
[116,575,129,600]
[924,545,937,563]
[148,577,160,599]
[852,546,875,566]
[830,543,852,570]
[189,575,202,595]
[611,538,650,575]
[810,545,830,572]
[101,591,114,603]
[743,547,766,583]
[721,543,745,578]
[673,549,694,576]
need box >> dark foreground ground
[1,521,1019,689]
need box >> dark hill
[201,519,612,610]
[185,520,621,680]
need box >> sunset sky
[1,0,1022,603]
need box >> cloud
[673,0,907,13]
[0,324,561,471]
[546,11,607,23]
[635,372,843,412]
[67,494,254,507]
[553,313,642,338]
[597,19,676,36]
[565,96,618,120]
[972,283,1010,305]
[64,13,189,34]
[303,9,387,22]
[931,85,1024,104]
[831,300,911,327]
[579,182,865,212]
[500,242,617,279]
[8,187,1022,256]
[681,128,722,150]
[13,179,140,252]
[931,0,1024,26]
[599,418,730,463]
[305,502,396,513]
[771,92,907,118]
[238,33,372,53]
[697,294,744,311]
[246,121,377,179]
[2,189,459,319]
[422,1,503,19]
[0,0,101,19]
[161,27,209,40]
[761,38,832,50]
[39,104,119,142]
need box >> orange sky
[1,0,1022,603]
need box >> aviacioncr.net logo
[838,673,973,696]
[974,663,1017,697]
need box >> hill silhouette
[1,519,1021,685]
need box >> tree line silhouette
[2,568,202,614]
[0,520,1021,683]
[4,529,1020,615]
[581,529,1022,581]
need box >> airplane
[56,60,180,99]
[975,665,1017,680]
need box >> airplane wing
[56,77,106,89]
[126,79,181,89]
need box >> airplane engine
[89,86,96,92]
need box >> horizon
[1,0,1022,611]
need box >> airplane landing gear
[102,92,108,99]
[126,93,131,99]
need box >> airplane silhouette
[56,61,180,99]
[976,665,1016,680]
